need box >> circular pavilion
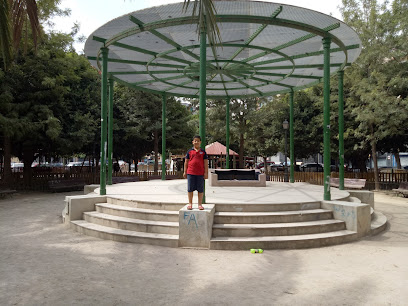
[84,1,362,200]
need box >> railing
[267,170,408,190]
[0,169,184,191]
[1,168,406,191]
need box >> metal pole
[322,36,331,201]
[199,28,207,203]
[338,70,345,190]
[284,128,288,182]
[226,97,230,169]
[289,90,295,183]
[107,77,114,185]
[99,47,109,195]
[161,93,167,180]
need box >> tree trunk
[23,145,34,188]
[154,130,159,174]
[370,125,380,190]
[239,133,244,168]
[263,156,267,173]
[394,151,401,169]
[3,135,12,186]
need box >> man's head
[192,135,201,148]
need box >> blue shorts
[187,174,204,193]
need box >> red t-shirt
[186,148,208,176]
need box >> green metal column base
[107,77,114,185]
[100,47,109,195]
[199,29,207,204]
[322,36,332,201]
[162,93,167,181]
[226,97,230,169]
[338,70,345,190]
[289,90,295,183]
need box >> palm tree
[0,0,41,70]
[0,0,41,186]
[183,0,221,47]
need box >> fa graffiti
[184,211,198,228]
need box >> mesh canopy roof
[84,1,361,99]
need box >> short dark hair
[193,135,201,141]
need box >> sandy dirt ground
[0,190,407,306]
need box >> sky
[49,0,345,52]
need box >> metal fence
[0,169,183,191]
[267,171,408,190]
[1,168,406,191]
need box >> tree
[204,97,260,168]
[340,0,408,188]
[114,86,195,172]
[247,97,286,166]
[0,0,42,69]
[0,30,101,185]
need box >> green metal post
[162,93,167,180]
[107,77,114,185]
[322,37,331,201]
[338,70,345,190]
[100,47,109,195]
[289,90,295,183]
[199,28,207,203]
[226,97,230,169]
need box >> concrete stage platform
[95,180,350,204]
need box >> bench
[209,169,266,187]
[48,178,86,192]
[392,182,408,197]
[0,189,17,198]
[112,176,140,184]
[330,178,366,189]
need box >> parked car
[270,163,285,172]
[300,163,324,172]
[11,162,24,172]
[67,161,83,167]
[256,161,275,170]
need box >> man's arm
[204,159,209,179]
[183,159,189,178]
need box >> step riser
[96,206,178,222]
[107,198,184,211]
[212,222,346,237]
[84,214,179,235]
[215,202,320,212]
[214,212,333,224]
[210,233,358,250]
[71,222,179,248]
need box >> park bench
[0,188,17,198]
[392,181,408,197]
[209,169,266,187]
[48,178,86,192]
[112,176,140,184]
[330,178,366,189]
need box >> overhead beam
[129,16,201,61]
[252,44,360,67]
[239,23,341,64]
[223,6,282,68]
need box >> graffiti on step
[334,205,356,219]
[184,211,198,229]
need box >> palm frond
[184,0,222,52]
[0,0,12,69]
[12,0,41,51]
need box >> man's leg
[198,192,203,205]
[188,192,193,205]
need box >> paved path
[0,190,407,305]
